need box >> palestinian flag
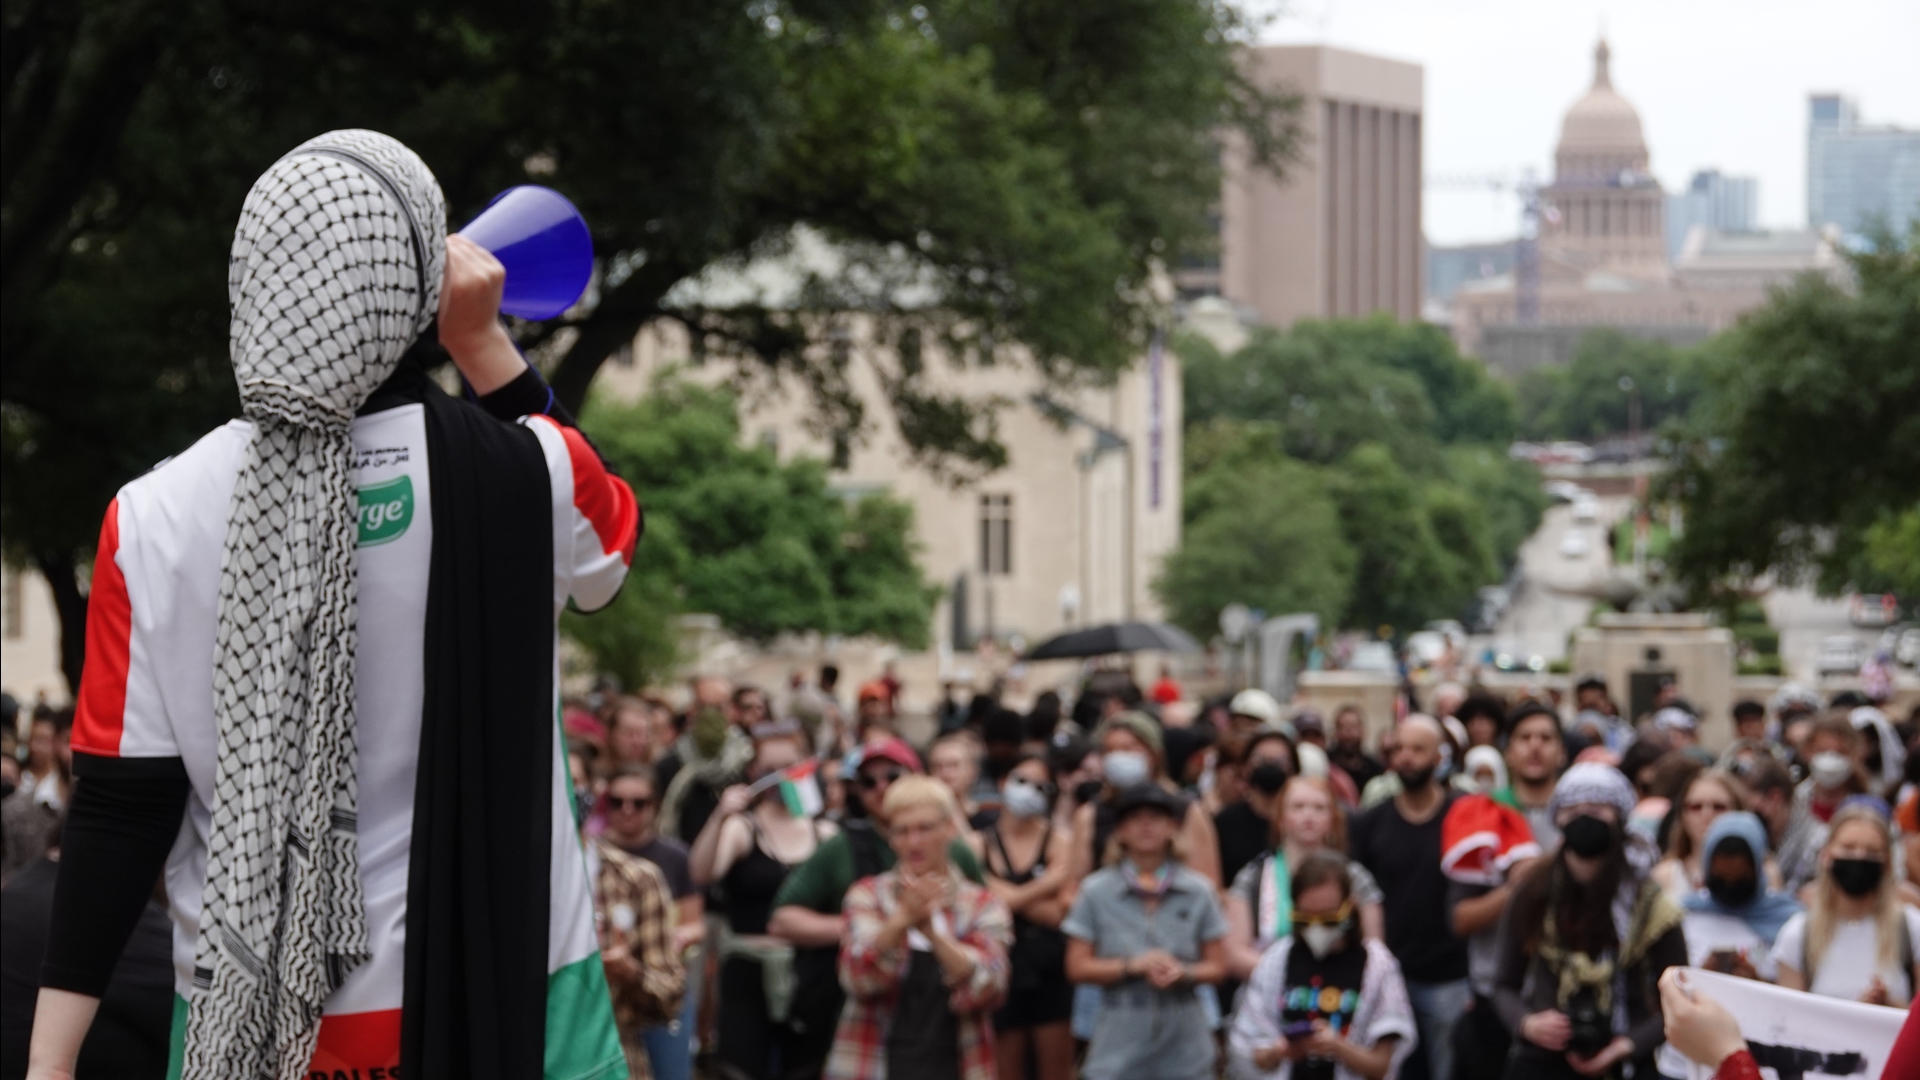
[753,759,824,817]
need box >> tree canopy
[1663,226,1920,596]
[1161,317,1542,637]
[1512,330,1707,443]
[563,375,937,689]
[3,0,1298,690]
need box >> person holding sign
[690,722,833,1080]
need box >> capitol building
[1449,40,1843,374]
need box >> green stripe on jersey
[545,952,627,1080]
[166,993,187,1080]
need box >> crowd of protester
[4,668,1919,1079]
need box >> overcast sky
[1256,0,1920,245]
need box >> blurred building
[1,564,66,709]
[595,231,1181,656]
[1807,94,1920,237]
[1450,40,1840,375]
[1665,169,1757,261]
[1426,240,1515,309]
[1179,45,1424,328]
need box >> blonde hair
[1805,806,1901,977]
[1269,775,1349,853]
[1667,770,1750,864]
[881,774,958,820]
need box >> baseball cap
[851,735,922,774]
[1114,783,1185,821]
[1229,688,1282,726]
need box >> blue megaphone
[457,185,593,321]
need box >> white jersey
[72,403,638,1078]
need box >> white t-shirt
[72,405,638,1076]
[1680,910,1779,981]
[1769,907,1920,1006]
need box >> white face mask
[1002,779,1049,819]
[1103,751,1152,788]
[1810,751,1852,790]
[1300,920,1350,959]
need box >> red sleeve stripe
[529,415,640,566]
[73,498,132,757]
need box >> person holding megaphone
[27,130,638,1080]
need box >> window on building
[978,494,1012,576]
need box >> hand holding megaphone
[457,185,593,321]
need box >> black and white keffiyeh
[187,129,446,1080]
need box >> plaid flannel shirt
[591,837,685,1080]
[827,868,1012,1080]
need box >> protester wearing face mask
[1776,715,1872,891]
[1495,764,1686,1080]
[1226,777,1386,980]
[1228,853,1415,1080]
[1217,727,1300,889]
[1672,813,1800,1006]
[1772,804,1920,1007]
[983,755,1076,1080]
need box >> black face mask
[1562,814,1615,858]
[1396,764,1436,791]
[1830,857,1885,898]
[1706,874,1757,907]
[1248,761,1289,795]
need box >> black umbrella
[1023,620,1201,660]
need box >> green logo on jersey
[358,476,414,547]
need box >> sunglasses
[857,768,908,791]
[1293,901,1356,928]
[607,796,653,811]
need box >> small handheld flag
[748,759,823,818]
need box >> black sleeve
[1626,923,1688,1055]
[475,365,578,429]
[42,754,191,997]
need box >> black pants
[1452,993,1511,1080]
[715,955,812,1080]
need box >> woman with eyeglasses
[1771,803,1920,1006]
[1651,770,1751,898]
[984,754,1076,1080]
[1227,852,1415,1080]
[689,724,834,1080]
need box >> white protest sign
[1670,968,1905,1080]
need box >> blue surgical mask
[1104,751,1151,788]
[1003,779,1050,819]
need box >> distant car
[1404,631,1448,668]
[1816,635,1863,675]
[1426,619,1469,652]
[1571,494,1600,523]
[1548,441,1596,465]
[1487,642,1547,673]
[1348,641,1399,673]
[1559,530,1592,558]
[1543,480,1584,503]
[1851,593,1899,628]
[1898,628,1920,668]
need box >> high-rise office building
[1807,94,1920,236]
[1179,46,1424,327]
[1666,169,1757,261]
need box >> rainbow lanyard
[1124,860,1174,900]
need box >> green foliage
[1163,319,1542,637]
[1664,225,1920,594]
[572,376,937,668]
[4,0,1298,688]
[1860,505,1920,597]
[1514,330,1707,441]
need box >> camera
[1565,989,1612,1056]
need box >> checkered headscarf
[187,130,445,1080]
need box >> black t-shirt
[1281,938,1369,1080]
[1215,801,1272,889]
[1330,749,1384,791]
[1349,791,1468,984]
[619,835,696,900]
